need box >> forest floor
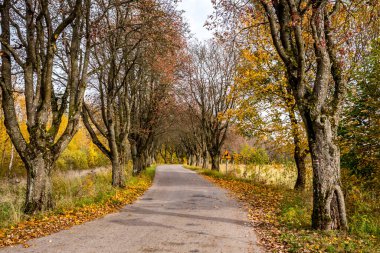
[0,165,262,252]
[185,165,380,253]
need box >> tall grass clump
[0,182,24,228]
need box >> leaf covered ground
[0,166,155,248]
[186,166,379,253]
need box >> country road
[1,165,262,253]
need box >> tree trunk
[130,141,145,175]
[161,148,167,163]
[195,154,200,167]
[287,104,308,191]
[202,151,208,169]
[145,151,151,167]
[7,143,14,179]
[307,116,348,230]
[24,154,53,214]
[294,147,307,190]
[132,155,145,175]
[210,153,219,171]
[189,155,194,166]
[111,157,124,187]
[108,123,125,187]
[146,155,152,166]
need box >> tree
[182,41,237,171]
[127,54,172,174]
[127,1,185,175]
[255,0,350,230]
[210,0,375,230]
[338,3,380,181]
[176,104,208,168]
[231,45,309,190]
[83,0,147,187]
[340,38,380,179]
[0,0,92,213]
[83,0,185,177]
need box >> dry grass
[0,165,155,247]
[0,161,136,228]
[217,162,312,189]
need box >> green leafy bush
[240,144,270,165]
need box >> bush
[56,142,109,172]
[240,144,270,165]
[342,169,380,238]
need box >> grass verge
[0,165,156,248]
[184,165,379,253]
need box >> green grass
[277,177,379,252]
[52,170,116,210]
[144,165,156,179]
[278,187,379,252]
[279,191,312,229]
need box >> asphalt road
[1,165,262,253]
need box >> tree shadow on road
[117,207,249,227]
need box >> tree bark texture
[210,153,220,171]
[24,154,54,214]
[202,150,208,169]
[294,146,307,190]
[307,114,348,230]
[286,95,308,190]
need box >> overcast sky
[177,0,214,41]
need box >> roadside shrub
[240,144,270,165]
[58,149,89,171]
[56,142,109,172]
[202,169,225,178]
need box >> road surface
[1,165,262,253]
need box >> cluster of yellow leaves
[0,177,152,248]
